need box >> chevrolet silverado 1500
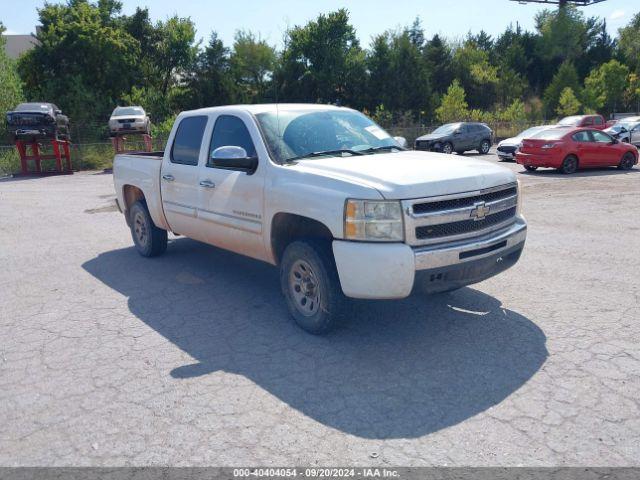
[113,104,527,333]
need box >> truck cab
[114,104,527,334]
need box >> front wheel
[524,165,538,172]
[559,155,579,174]
[442,142,453,154]
[618,152,636,170]
[129,201,167,257]
[280,240,345,334]
[478,139,491,154]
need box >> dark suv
[6,102,70,142]
[415,122,493,155]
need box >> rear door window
[572,131,592,142]
[170,116,208,166]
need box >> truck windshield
[255,109,401,163]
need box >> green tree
[583,60,630,115]
[18,0,139,122]
[618,13,640,74]
[278,9,366,106]
[230,30,276,103]
[543,61,581,118]
[452,40,498,109]
[424,34,453,96]
[185,32,236,109]
[0,23,25,116]
[367,29,431,117]
[535,6,595,64]
[557,87,581,116]
[436,80,469,123]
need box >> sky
[0,0,635,48]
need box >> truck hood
[293,150,515,199]
[498,137,522,147]
[416,133,448,142]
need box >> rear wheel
[129,201,167,257]
[478,139,491,154]
[442,142,453,154]
[280,240,345,334]
[559,155,578,174]
[524,165,538,172]
[618,152,635,170]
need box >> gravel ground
[0,151,639,466]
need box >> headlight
[516,179,523,216]
[344,199,404,242]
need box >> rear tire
[559,155,578,174]
[618,152,635,170]
[524,165,538,172]
[478,139,491,154]
[280,240,346,334]
[129,201,167,257]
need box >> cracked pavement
[0,155,639,466]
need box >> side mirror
[210,146,258,173]
[454,130,461,135]
[393,136,407,148]
[55,109,62,115]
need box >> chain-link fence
[1,119,544,176]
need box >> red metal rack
[16,139,72,175]
[111,134,153,154]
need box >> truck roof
[183,103,349,116]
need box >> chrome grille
[402,183,519,246]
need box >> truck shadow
[83,238,547,439]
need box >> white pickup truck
[113,104,527,333]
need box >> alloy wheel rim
[133,211,148,246]
[289,260,321,317]
[443,144,452,154]
[482,141,490,153]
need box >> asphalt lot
[1,150,639,466]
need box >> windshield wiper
[284,149,365,163]
[359,145,406,154]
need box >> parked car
[108,106,151,136]
[496,125,553,161]
[113,104,526,334]
[556,114,607,130]
[617,115,640,123]
[5,102,70,142]
[516,127,638,174]
[604,121,640,145]
[415,122,493,155]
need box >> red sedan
[515,127,638,174]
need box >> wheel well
[271,213,334,265]
[564,153,579,164]
[122,185,145,222]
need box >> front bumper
[109,123,147,134]
[332,217,527,299]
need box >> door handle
[199,179,216,188]
[162,174,175,182]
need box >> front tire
[129,201,167,257]
[524,165,538,172]
[559,155,579,174]
[478,139,491,154]
[442,142,453,154]
[280,240,345,334]
[618,152,635,170]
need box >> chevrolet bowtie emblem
[470,201,490,221]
